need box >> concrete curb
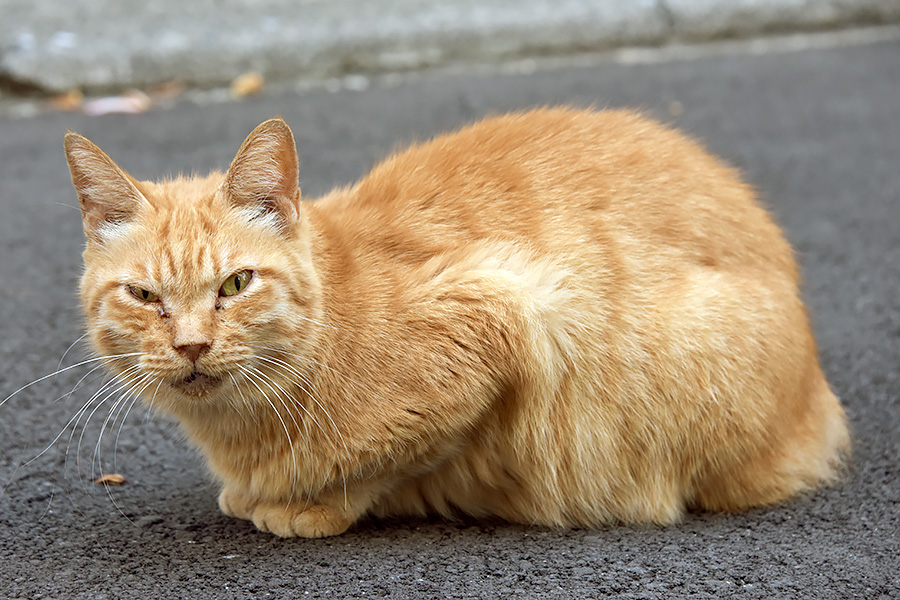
[2,0,899,94]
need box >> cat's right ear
[64,132,148,242]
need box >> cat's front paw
[252,503,353,538]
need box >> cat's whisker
[24,386,109,468]
[24,366,135,467]
[47,372,132,499]
[251,354,350,508]
[59,361,115,406]
[91,374,153,525]
[246,361,338,464]
[254,357,330,420]
[227,373,258,426]
[33,359,127,476]
[70,371,141,476]
[250,343,378,407]
[21,364,111,462]
[89,373,151,487]
[91,389,132,479]
[114,388,151,473]
[251,352,317,390]
[139,376,166,425]
[241,365,306,504]
[105,374,157,482]
[246,344,357,418]
[239,366,307,502]
[1,352,145,409]
[223,390,251,427]
[68,365,144,476]
[55,333,90,375]
[93,372,156,481]
[111,372,156,433]
[243,365,306,434]
[253,355,328,417]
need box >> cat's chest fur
[65,107,848,537]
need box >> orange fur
[64,108,849,537]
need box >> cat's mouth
[173,371,222,396]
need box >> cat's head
[64,119,323,415]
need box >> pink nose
[175,343,210,363]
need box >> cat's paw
[252,503,353,538]
[218,486,255,521]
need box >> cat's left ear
[223,117,300,231]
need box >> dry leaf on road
[230,71,265,98]
[94,473,127,485]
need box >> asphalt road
[1,37,898,599]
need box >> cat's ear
[64,132,149,242]
[222,118,300,231]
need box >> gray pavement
[1,0,899,93]
[1,35,900,599]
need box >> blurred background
[1,0,898,115]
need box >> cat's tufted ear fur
[64,132,149,242]
[222,118,301,231]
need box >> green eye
[219,270,252,297]
[128,286,159,302]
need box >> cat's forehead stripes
[151,239,223,293]
[121,175,253,298]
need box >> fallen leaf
[147,79,185,101]
[94,473,127,485]
[50,89,84,111]
[230,71,265,98]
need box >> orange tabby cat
[64,108,849,538]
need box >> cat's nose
[175,342,210,363]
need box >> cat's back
[304,108,846,526]
[311,107,794,281]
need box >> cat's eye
[219,270,252,297]
[128,285,159,303]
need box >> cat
[63,107,849,538]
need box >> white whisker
[227,373,254,425]
[141,377,166,425]
[113,391,147,473]
[56,333,90,374]
[251,353,350,508]
[94,372,155,480]
[241,365,303,505]
[70,365,144,475]
[248,343,376,407]
[25,365,139,467]
[2,352,144,409]
[92,372,156,523]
